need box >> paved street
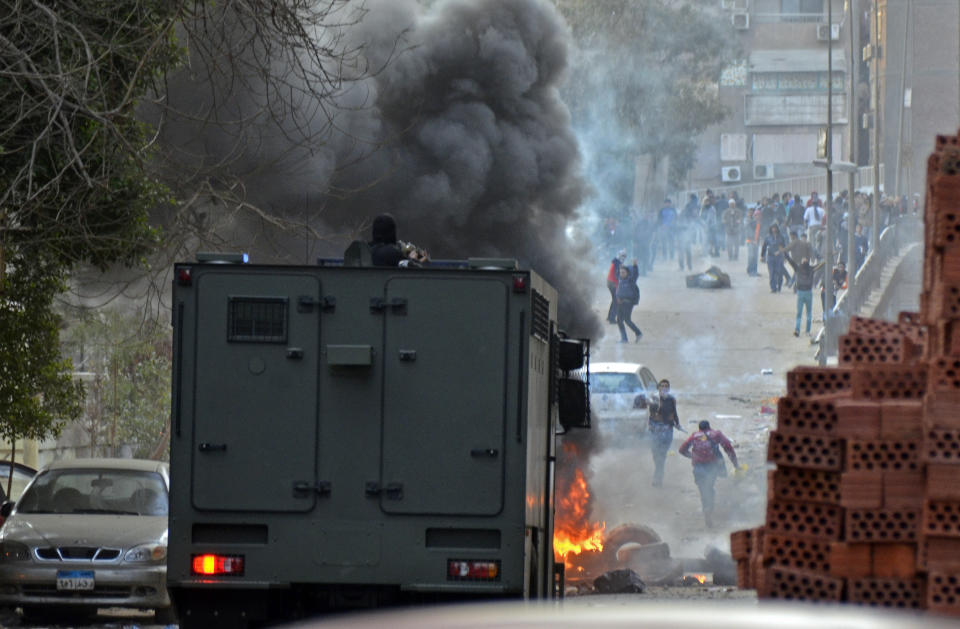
[584,246,825,570]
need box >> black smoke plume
[158,0,601,339]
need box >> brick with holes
[765,499,844,541]
[845,508,920,543]
[925,571,960,616]
[883,470,925,509]
[762,534,832,574]
[851,364,928,400]
[924,390,960,430]
[767,431,844,471]
[769,467,841,505]
[848,576,921,609]
[922,428,960,464]
[761,566,844,602]
[845,439,922,474]
[922,500,960,538]
[786,366,853,399]
[776,395,842,435]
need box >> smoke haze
[158,0,601,339]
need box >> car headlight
[124,543,167,563]
[0,541,30,562]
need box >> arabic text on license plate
[56,570,94,591]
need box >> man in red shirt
[606,250,626,324]
[678,420,739,528]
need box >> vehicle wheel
[601,522,661,563]
[154,604,178,625]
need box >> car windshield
[17,468,168,516]
[592,372,643,394]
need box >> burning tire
[615,541,670,566]
[601,523,661,563]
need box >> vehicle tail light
[191,554,244,576]
[447,559,500,581]
[177,267,192,286]
[633,395,648,409]
[512,275,527,293]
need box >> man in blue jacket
[614,259,642,343]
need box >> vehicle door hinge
[322,296,336,312]
[384,482,403,500]
[293,481,331,498]
[364,481,382,497]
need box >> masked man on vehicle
[648,379,681,488]
[678,420,739,528]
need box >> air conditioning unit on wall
[721,166,742,183]
[732,12,750,30]
[754,164,775,180]
[817,23,840,41]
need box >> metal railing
[819,216,923,359]
[676,164,883,207]
[751,13,830,24]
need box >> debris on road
[685,266,731,289]
[593,569,646,594]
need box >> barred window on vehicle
[227,297,288,343]
[531,290,550,343]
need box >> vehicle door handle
[470,448,499,458]
[198,443,227,453]
[293,481,331,497]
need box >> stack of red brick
[732,131,960,615]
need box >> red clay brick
[840,333,906,365]
[765,499,844,541]
[761,567,843,602]
[923,390,960,430]
[922,500,960,537]
[767,430,844,471]
[839,471,882,509]
[776,395,842,435]
[926,572,960,615]
[919,536,960,572]
[848,576,921,609]
[828,542,872,578]
[845,439,921,473]
[880,400,924,439]
[762,534,831,574]
[834,399,881,439]
[786,366,853,399]
[851,364,928,400]
[730,528,753,561]
[872,543,918,579]
[769,467,841,505]
[883,470,926,509]
[845,508,919,543]
[923,428,960,464]
[736,558,751,590]
[926,464,960,501]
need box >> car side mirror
[0,501,14,518]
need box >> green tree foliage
[0,262,83,445]
[63,310,171,460]
[0,1,182,447]
[553,0,737,189]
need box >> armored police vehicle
[166,250,590,627]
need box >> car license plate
[56,570,94,591]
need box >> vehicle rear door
[191,271,320,511]
[380,276,509,515]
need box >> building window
[781,0,824,21]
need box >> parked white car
[0,458,173,624]
[589,362,659,438]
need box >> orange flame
[553,467,605,568]
[693,573,707,584]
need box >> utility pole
[825,0,835,335]
[895,3,910,198]
[871,0,881,251]
[847,0,859,291]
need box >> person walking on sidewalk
[678,420,739,528]
[615,259,642,343]
[648,379,681,487]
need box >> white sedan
[589,362,659,439]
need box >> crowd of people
[601,187,914,339]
